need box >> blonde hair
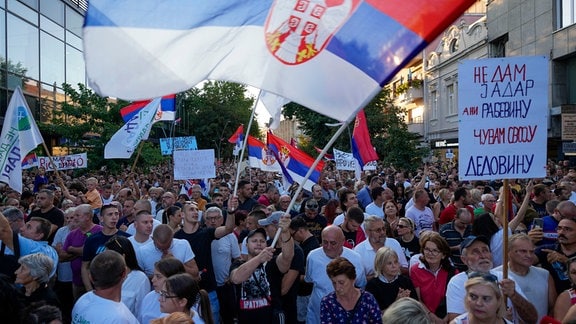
[464,276,506,319]
[382,297,431,324]
[373,247,398,277]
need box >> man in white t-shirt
[137,224,199,279]
[128,210,154,250]
[405,189,434,236]
[446,235,538,323]
[72,250,138,323]
[354,216,408,280]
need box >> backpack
[0,232,21,282]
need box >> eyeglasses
[468,272,498,283]
[368,227,385,233]
[159,290,179,302]
[423,248,441,255]
[204,216,221,221]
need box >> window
[490,34,508,58]
[559,0,576,29]
[450,39,459,53]
[66,6,83,37]
[66,45,85,88]
[7,13,39,80]
[447,84,456,115]
[40,31,65,87]
[430,90,438,119]
[40,0,64,25]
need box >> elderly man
[474,193,497,216]
[494,233,556,322]
[439,208,473,271]
[354,216,408,280]
[305,225,366,324]
[446,236,537,323]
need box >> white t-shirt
[126,218,162,236]
[211,233,241,286]
[128,235,152,251]
[354,237,408,278]
[137,238,195,276]
[72,291,139,324]
[122,270,151,319]
[405,205,434,236]
[446,269,528,321]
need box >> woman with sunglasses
[396,217,420,260]
[451,274,511,324]
[104,235,150,319]
[158,273,213,324]
[410,232,457,323]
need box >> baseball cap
[305,199,319,209]
[246,228,267,240]
[460,235,490,254]
[258,211,283,226]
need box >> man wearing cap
[259,211,305,324]
[298,199,327,243]
[305,225,365,324]
[230,214,294,323]
[446,235,537,323]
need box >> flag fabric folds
[105,98,162,159]
[314,146,334,160]
[247,136,282,172]
[228,125,244,156]
[259,91,289,130]
[0,87,44,192]
[351,109,378,168]
[83,0,476,122]
[22,153,39,170]
[120,94,176,123]
[267,132,324,191]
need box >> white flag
[105,98,161,159]
[0,87,44,193]
[260,91,289,130]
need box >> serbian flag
[247,136,282,172]
[314,146,334,160]
[21,153,38,169]
[267,132,324,191]
[351,109,378,167]
[228,125,244,156]
[120,95,176,123]
[83,0,476,122]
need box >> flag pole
[271,116,355,248]
[130,141,145,173]
[502,179,509,279]
[232,89,261,198]
[40,142,62,181]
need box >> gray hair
[205,206,223,217]
[3,207,23,221]
[18,253,53,284]
[382,297,432,324]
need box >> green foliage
[41,83,168,173]
[395,79,423,95]
[180,81,260,160]
[283,88,428,172]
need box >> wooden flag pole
[502,179,509,279]
[40,142,62,181]
[130,141,145,174]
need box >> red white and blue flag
[351,109,378,167]
[247,136,282,172]
[267,132,324,191]
[21,153,39,170]
[120,95,176,123]
[83,0,476,122]
[228,125,244,156]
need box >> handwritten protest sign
[39,153,87,171]
[334,149,356,171]
[160,136,198,155]
[458,56,548,180]
[173,149,215,180]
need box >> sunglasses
[468,271,498,283]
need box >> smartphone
[533,218,543,229]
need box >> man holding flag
[0,87,44,193]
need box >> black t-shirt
[28,207,64,244]
[300,213,327,243]
[82,230,130,262]
[398,236,421,260]
[174,227,218,292]
[230,260,276,324]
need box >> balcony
[399,87,424,103]
[407,121,424,136]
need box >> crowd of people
[2,158,576,323]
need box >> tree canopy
[283,88,428,172]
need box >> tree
[283,89,428,172]
[180,81,260,161]
[41,83,168,173]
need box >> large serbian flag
[267,132,324,191]
[83,0,476,122]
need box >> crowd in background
[1,157,576,323]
